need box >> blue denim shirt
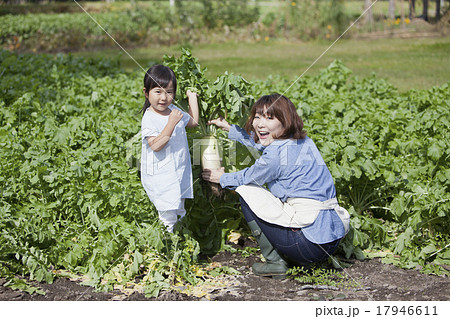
[220,125,346,244]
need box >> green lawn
[77,36,450,92]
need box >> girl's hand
[168,109,183,125]
[202,167,225,184]
[186,90,197,99]
[208,117,231,131]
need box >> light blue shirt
[220,125,346,244]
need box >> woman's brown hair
[244,94,306,142]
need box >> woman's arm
[203,148,280,189]
[208,118,264,151]
[220,150,279,188]
[208,117,231,131]
[186,90,199,128]
[147,109,183,152]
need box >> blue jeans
[240,197,340,266]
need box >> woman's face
[252,106,284,146]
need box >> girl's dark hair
[141,64,177,114]
[244,94,307,142]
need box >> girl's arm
[186,90,199,128]
[147,109,183,152]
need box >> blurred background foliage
[1,0,448,52]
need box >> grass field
[77,36,450,92]
[5,0,448,94]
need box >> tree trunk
[409,0,416,19]
[401,0,405,26]
[364,0,373,26]
[436,0,441,20]
[422,0,429,21]
[389,0,396,20]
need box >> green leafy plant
[164,48,254,195]
[1,48,449,299]
[164,48,254,136]
[287,264,349,288]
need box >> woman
[202,94,350,279]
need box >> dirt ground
[1,238,449,302]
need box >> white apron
[235,184,350,234]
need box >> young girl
[202,94,350,278]
[140,64,199,233]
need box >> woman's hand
[208,117,231,132]
[202,167,225,184]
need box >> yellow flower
[395,18,401,25]
[326,34,330,39]
[327,25,332,30]
[405,17,410,24]
[265,36,270,42]
[291,2,296,6]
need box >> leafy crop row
[0,50,205,296]
[0,1,260,52]
[283,63,450,273]
[0,1,355,53]
[1,48,448,297]
[0,10,171,51]
[166,50,450,274]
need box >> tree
[435,0,441,20]
[389,0,396,20]
[409,0,416,19]
[365,0,373,26]
[422,0,429,21]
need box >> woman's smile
[253,107,284,146]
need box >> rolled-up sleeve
[228,125,265,152]
[220,148,280,189]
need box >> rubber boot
[247,220,288,279]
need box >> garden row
[0,1,356,52]
[0,48,448,296]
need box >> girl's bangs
[154,75,172,89]
[150,66,176,90]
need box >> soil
[1,237,449,302]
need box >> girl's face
[252,106,284,146]
[145,81,175,115]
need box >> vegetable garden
[0,47,449,298]
[2,0,447,53]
